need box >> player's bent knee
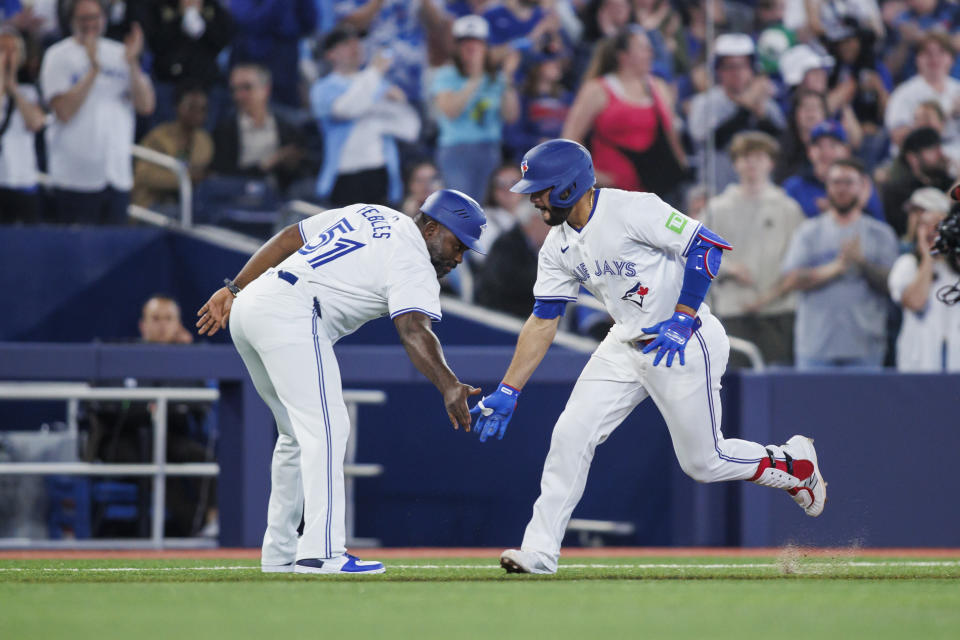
[677,456,721,483]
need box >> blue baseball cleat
[294,553,386,574]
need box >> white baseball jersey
[277,203,442,341]
[888,254,960,372]
[533,188,711,339]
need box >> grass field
[2,551,959,639]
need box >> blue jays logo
[521,160,528,176]
[621,281,649,309]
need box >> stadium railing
[130,144,194,227]
[0,382,386,549]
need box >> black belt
[277,270,298,285]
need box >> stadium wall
[2,343,958,548]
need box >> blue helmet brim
[463,234,486,255]
[510,177,548,194]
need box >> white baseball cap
[779,44,834,86]
[715,33,755,58]
[906,187,951,213]
[452,15,489,41]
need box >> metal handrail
[0,383,387,549]
[131,144,193,227]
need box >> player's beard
[541,204,573,226]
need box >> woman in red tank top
[562,25,687,195]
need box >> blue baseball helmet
[420,189,487,254]
[510,139,596,208]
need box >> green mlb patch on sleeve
[665,211,687,234]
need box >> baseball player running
[197,190,486,574]
[469,140,826,575]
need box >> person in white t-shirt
[0,26,45,224]
[39,0,154,225]
[885,32,960,153]
[888,189,960,371]
[196,189,487,575]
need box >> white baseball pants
[520,314,767,567]
[229,273,349,563]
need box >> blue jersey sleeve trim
[298,220,307,244]
[535,295,578,302]
[533,299,567,319]
[390,307,442,322]
[681,222,703,257]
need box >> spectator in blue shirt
[429,15,520,201]
[783,120,886,222]
[503,51,572,161]
[229,0,317,107]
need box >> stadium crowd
[0,0,958,371]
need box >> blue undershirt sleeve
[532,299,567,319]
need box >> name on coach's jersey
[356,205,393,239]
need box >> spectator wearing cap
[783,120,886,221]
[40,0,155,225]
[332,0,451,105]
[776,158,899,369]
[881,126,954,237]
[778,44,835,102]
[0,25,44,224]
[562,24,686,197]
[888,187,960,371]
[705,131,806,366]
[429,15,520,202]
[885,32,960,151]
[310,25,421,207]
[688,33,785,193]
[778,44,864,155]
[228,0,316,108]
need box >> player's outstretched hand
[444,382,482,433]
[641,312,696,367]
[196,287,234,337]
[469,383,521,442]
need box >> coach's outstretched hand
[196,287,234,337]
[641,311,696,367]
[470,383,521,442]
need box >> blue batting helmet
[420,189,487,254]
[510,139,596,208]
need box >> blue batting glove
[469,383,521,442]
[641,312,696,367]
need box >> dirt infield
[3,547,959,560]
